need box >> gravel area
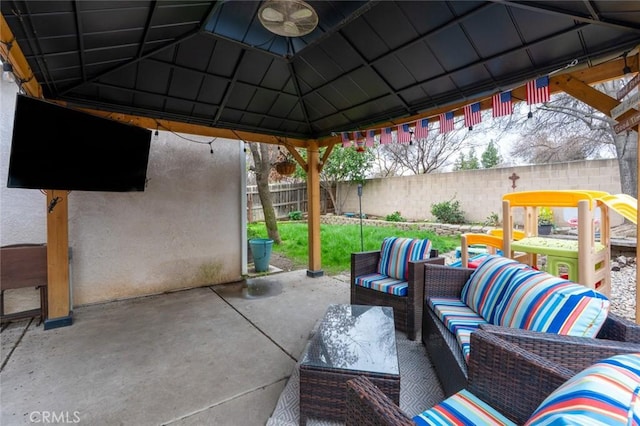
[609,256,637,322]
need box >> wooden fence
[247,182,334,221]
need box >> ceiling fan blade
[261,7,284,22]
[290,8,313,20]
[283,21,301,36]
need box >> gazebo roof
[2,1,639,142]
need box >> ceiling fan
[258,0,319,37]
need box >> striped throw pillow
[377,237,432,281]
[460,254,530,322]
[526,353,640,425]
[494,268,609,337]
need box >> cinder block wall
[338,160,623,225]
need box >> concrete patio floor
[1,270,351,426]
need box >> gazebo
[1,1,638,327]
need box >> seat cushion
[429,297,487,334]
[354,273,408,296]
[428,297,488,363]
[493,268,610,337]
[377,237,432,281]
[413,389,516,426]
[461,255,530,322]
[526,353,640,425]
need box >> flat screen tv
[7,94,152,192]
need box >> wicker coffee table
[299,304,400,424]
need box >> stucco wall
[338,159,623,226]
[1,80,245,307]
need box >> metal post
[358,184,363,252]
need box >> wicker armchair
[421,263,640,396]
[346,329,640,425]
[351,241,444,341]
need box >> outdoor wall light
[2,61,15,83]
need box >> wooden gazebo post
[305,140,323,277]
[45,190,72,329]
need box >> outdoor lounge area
[3,253,639,425]
[1,1,639,425]
[1,269,451,426]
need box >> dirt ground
[267,251,302,272]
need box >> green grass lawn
[248,222,461,275]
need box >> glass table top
[300,304,398,375]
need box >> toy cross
[508,172,520,189]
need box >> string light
[155,121,217,154]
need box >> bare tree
[248,142,281,244]
[508,80,637,197]
[376,130,471,176]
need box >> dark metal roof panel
[2,0,639,139]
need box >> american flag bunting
[380,127,392,144]
[365,130,375,147]
[414,118,428,139]
[352,131,365,152]
[492,91,513,117]
[464,102,482,128]
[341,132,351,148]
[439,111,455,134]
[526,76,550,104]
[397,123,411,143]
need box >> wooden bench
[1,244,48,325]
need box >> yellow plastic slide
[598,194,638,224]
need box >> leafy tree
[466,147,480,169]
[481,140,501,168]
[453,152,467,171]
[294,144,375,215]
[453,148,480,170]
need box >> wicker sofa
[351,237,444,340]
[422,259,640,397]
[346,328,640,425]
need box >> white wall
[1,80,245,306]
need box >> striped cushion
[414,389,516,426]
[526,353,640,425]
[429,297,487,334]
[494,268,610,337]
[461,255,531,322]
[455,327,477,362]
[429,298,487,363]
[354,273,408,296]
[377,237,432,281]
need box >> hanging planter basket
[275,160,296,176]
